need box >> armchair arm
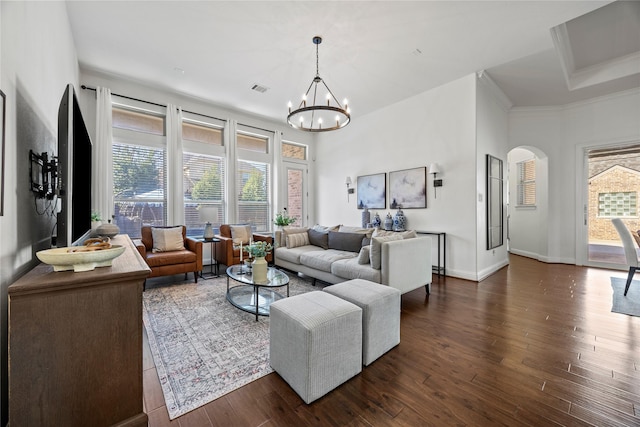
[185,237,203,271]
[133,239,147,259]
[214,235,236,267]
[381,237,431,294]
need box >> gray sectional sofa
[274,225,432,294]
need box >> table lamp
[198,206,218,241]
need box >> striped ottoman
[269,291,362,404]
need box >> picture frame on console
[389,166,426,209]
[356,173,386,209]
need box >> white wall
[509,88,640,264]
[315,75,480,280]
[475,74,510,279]
[0,1,79,423]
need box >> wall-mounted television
[56,84,93,247]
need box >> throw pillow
[372,228,417,239]
[370,234,403,269]
[151,226,185,253]
[286,232,310,248]
[357,246,371,264]
[328,231,365,253]
[311,224,341,233]
[280,226,308,248]
[338,225,374,238]
[230,225,252,244]
[308,229,329,249]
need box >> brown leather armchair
[214,224,273,268]
[135,225,203,283]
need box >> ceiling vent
[251,84,269,93]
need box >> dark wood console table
[8,234,150,427]
[416,231,446,277]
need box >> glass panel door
[586,143,640,267]
[285,164,306,227]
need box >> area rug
[142,273,319,419]
[610,277,640,317]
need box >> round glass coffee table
[226,265,290,321]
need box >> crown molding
[476,70,513,112]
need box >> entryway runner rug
[142,273,319,419]
[610,277,640,317]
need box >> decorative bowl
[36,245,126,272]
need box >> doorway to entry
[586,144,640,267]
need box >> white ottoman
[269,291,362,404]
[324,279,401,366]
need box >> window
[598,192,638,217]
[236,160,270,232]
[238,133,268,153]
[517,159,536,207]
[113,143,167,236]
[182,118,226,234]
[113,106,165,135]
[282,141,306,160]
[112,104,167,237]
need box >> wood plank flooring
[142,255,640,426]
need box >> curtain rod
[80,85,227,123]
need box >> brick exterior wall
[589,155,640,240]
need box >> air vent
[251,84,269,93]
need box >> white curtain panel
[93,86,113,222]
[166,104,184,225]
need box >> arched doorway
[507,146,549,261]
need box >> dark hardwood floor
[142,255,640,426]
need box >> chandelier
[287,36,350,132]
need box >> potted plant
[243,241,274,283]
[274,208,296,229]
[91,211,102,230]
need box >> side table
[199,237,220,278]
[415,231,446,277]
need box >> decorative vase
[393,208,406,231]
[384,213,393,231]
[96,219,120,238]
[203,222,214,240]
[372,212,381,228]
[252,256,268,284]
[361,207,370,228]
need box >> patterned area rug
[611,277,640,317]
[142,272,319,419]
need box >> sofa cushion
[370,235,404,269]
[145,249,196,267]
[287,232,310,248]
[300,249,356,273]
[151,226,185,253]
[357,246,370,264]
[308,229,329,249]
[274,246,322,264]
[331,257,382,283]
[328,231,365,253]
[231,225,252,244]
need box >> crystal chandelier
[287,36,350,132]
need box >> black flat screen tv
[56,84,93,247]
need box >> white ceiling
[65,0,640,124]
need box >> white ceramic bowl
[36,245,126,272]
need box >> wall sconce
[429,163,443,198]
[345,176,355,202]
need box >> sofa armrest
[133,239,147,259]
[381,237,431,294]
[185,237,203,271]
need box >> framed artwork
[356,173,386,209]
[486,154,504,249]
[0,89,5,216]
[389,166,426,209]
